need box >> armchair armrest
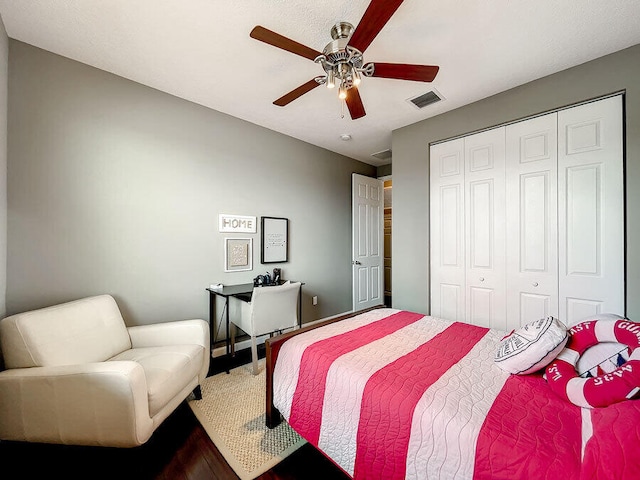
[128,319,209,349]
[0,362,153,447]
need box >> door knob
[533,282,539,287]
[479,277,484,282]
[352,260,362,265]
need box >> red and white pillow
[569,313,626,376]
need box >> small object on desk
[209,283,223,291]
[253,273,274,287]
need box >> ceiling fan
[250,0,439,120]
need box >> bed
[264,307,640,479]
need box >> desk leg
[225,296,231,373]
[207,292,215,377]
[209,293,216,349]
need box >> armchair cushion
[110,344,203,416]
[127,318,209,384]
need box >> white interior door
[352,173,384,311]
[464,128,507,330]
[430,138,466,321]
[505,112,559,328]
[558,95,625,322]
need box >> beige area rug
[188,360,306,480]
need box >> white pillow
[494,316,568,375]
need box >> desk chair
[231,281,301,375]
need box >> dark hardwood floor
[0,347,350,480]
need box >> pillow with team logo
[494,316,568,375]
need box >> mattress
[272,308,640,479]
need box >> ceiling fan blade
[369,63,439,82]
[273,79,321,107]
[346,87,366,120]
[348,0,405,53]
[250,26,322,61]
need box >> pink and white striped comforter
[273,309,640,479]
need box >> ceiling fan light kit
[250,0,439,120]
[313,22,368,96]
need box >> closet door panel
[469,286,494,327]
[464,128,506,329]
[566,165,600,274]
[430,138,465,321]
[469,179,493,268]
[558,96,624,323]
[505,113,558,330]
[520,293,550,322]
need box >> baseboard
[211,309,354,358]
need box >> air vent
[408,89,443,109]
[371,149,392,161]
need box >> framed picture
[224,238,253,272]
[261,217,288,263]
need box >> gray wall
[0,18,7,318]
[6,41,375,337]
[392,43,640,319]
[376,163,391,178]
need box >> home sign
[218,214,257,233]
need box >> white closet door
[558,95,624,322]
[505,113,559,329]
[464,128,506,329]
[430,138,465,321]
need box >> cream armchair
[0,294,209,447]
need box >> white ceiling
[1,1,639,166]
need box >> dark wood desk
[206,281,303,372]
